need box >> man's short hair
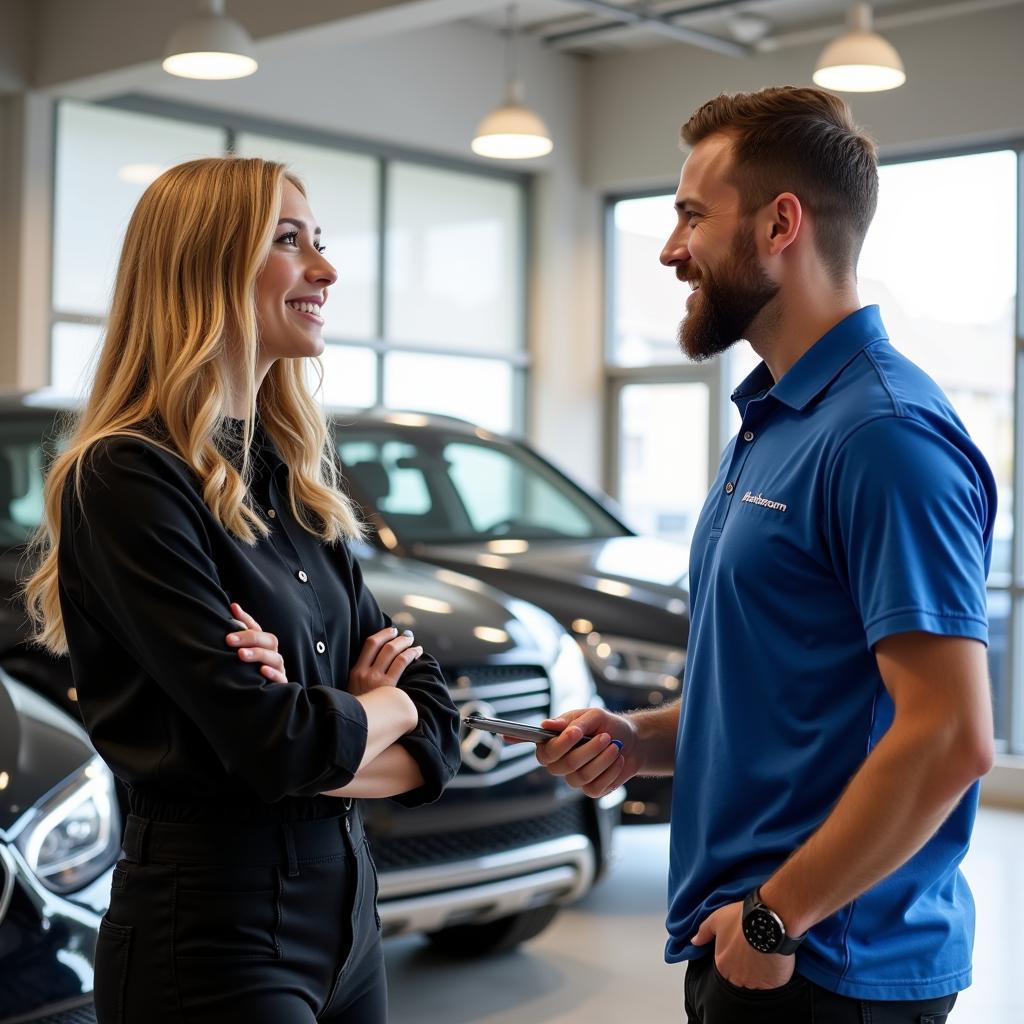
[682,86,879,282]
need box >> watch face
[743,908,783,954]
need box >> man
[537,86,995,1023]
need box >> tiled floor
[384,806,1024,1022]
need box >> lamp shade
[813,3,905,93]
[163,3,257,80]
[472,103,553,159]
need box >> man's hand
[691,901,795,990]
[535,708,639,798]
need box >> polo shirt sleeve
[64,437,369,802]
[343,545,461,808]
[825,415,993,650]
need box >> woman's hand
[348,626,423,697]
[225,602,288,684]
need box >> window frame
[49,94,532,434]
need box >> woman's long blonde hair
[22,156,364,657]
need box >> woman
[22,157,461,1022]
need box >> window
[52,103,224,399]
[50,100,528,430]
[605,194,728,547]
[386,163,524,355]
[618,382,709,545]
[859,149,1019,746]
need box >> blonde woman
[23,157,461,1023]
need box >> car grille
[369,801,588,872]
[446,665,551,788]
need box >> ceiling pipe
[548,0,748,56]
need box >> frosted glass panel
[54,103,224,316]
[384,352,513,433]
[236,134,379,341]
[610,194,687,366]
[305,345,377,409]
[51,322,103,400]
[859,150,1016,578]
[385,164,523,353]
[618,382,709,547]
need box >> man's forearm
[322,744,424,799]
[760,717,987,936]
[630,700,681,776]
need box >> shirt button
[743,431,754,442]
[725,482,735,494]
[297,570,308,583]
[316,641,326,654]
[267,508,276,519]
[345,817,352,833]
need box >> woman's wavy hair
[22,156,364,657]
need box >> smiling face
[254,179,337,374]
[660,134,779,361]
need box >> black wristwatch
[741,888,805,955]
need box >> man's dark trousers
[684,952,957,1023]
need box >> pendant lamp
[813,2,905,93]
[472,5,553,160]
[163,0,258,80]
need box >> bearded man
[536,86,995,1024]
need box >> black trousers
[685,952,958,1024]
[93,810,386,1023]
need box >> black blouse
[56,415,460,824]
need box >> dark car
[0,669,120,1024]
[0,400,621,1020]
[330,410,690,822]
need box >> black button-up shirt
[57,416,460,823]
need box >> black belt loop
[121,815,149,865]
[281,823,299,877]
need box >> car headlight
[14,756,121,895]
[549,632,597,717]
[579,633,685,692]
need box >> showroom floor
[384,806,1024,1023]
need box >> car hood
[409,535,690,644]
[0,669,94,832]
[354,544,564,666]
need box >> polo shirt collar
[732,305,888,413]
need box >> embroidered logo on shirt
[741,491,788,513]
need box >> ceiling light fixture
[163,0,258,80]
[813,2,905,92]
[472,4,553,160]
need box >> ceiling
[468,0,1024,56]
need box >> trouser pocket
[174,866,282,960]
[93,915,133,1024]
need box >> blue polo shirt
[666,305,995,1000]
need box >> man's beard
[678,223,780,362]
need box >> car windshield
[335,428,630,545]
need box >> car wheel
[426,905,560,957]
